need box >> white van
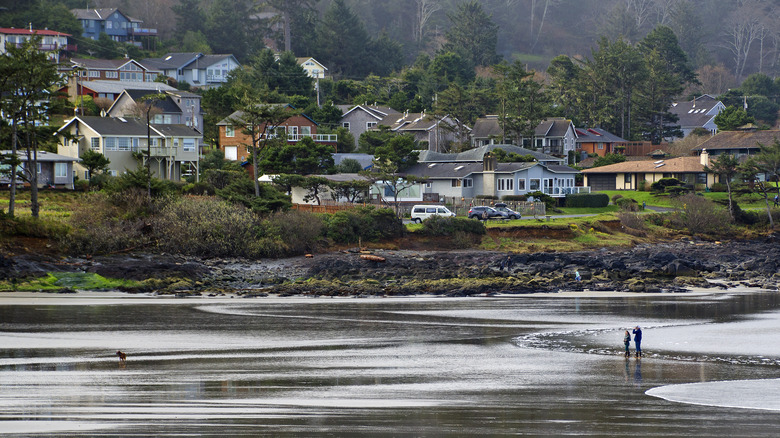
[410,205,456,223]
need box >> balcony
[261,133,338,143]
[128,27,158,37]
[133,146,175,157]
[542,186,591,197]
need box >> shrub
[670,193,730,234]
[418,216,486,236]
[152,196,264,258]
[617,211,646,231]
[637,180,648,191]
[501,195,526,201]
[611,194,624,204]
[710,182,727,192]
[61,192,150,254]
[74,179,90,192]
[203,169,247,190]
[324,206,404,244]
[565,193,609,208]
[650,177,683,193]
[216,178,291,214]
[525,191,556,209]
[615,197,640,211]
[0,216,69,239]
[475,194,498,200]
[182,182,215,196]
[257,209,326,256]
[665,185,690,197]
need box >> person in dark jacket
[633,326,642,357]
[623,330,631,358]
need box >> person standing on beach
[623,330,631,358]
[633,326,642,357]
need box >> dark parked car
[494,203,521,219]
[468,206,504,220]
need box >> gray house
[141,53,240,89]
[1,150,79,190]
[668,94,725,138]
[470,117,578,164]
[407,145,584,199]
[339,105,399,149]
[57,116,201,181]
[107,89,203,132]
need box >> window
[366,121,377,129]
[183,138,196,152]
[598,143,604,150]
[696,173,707,184]
[105,137,117,150]
[529,178,540,191]
[225,146,237,161]
[517,179,526,190]
[117,137,131,151]
[225,126,235,137]
[106,71,118,79]
[497,178,514,191]
[88,70,100,78]
[55,163,67,178]
[288,126,298,137]
[624,173,632,184]
[464,178,473,188]
[91,138,100,150]
[106,21,112,29]
[108,170,117,176]
[36,162,41,174]
[452,179,462,187]
[301,126,311,136]
[342,122,350,130]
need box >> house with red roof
[0,27,73,62]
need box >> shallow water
[1,289,779,436]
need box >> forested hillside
[2,0,779,147]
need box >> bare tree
[626,0,654,29]
[722,3,764,80]
[414,0,442,45]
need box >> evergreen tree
[493,61,547,145]
[441,1,500,68]
[714,105,754,131]
[316,0,370,79]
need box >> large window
[225,126,235,137]
[182,138,196,152]
[90,138,100,150]
[301,126,311,136]
[464,178,473,188]
[452,179,462,187]
[104,137,116,150]
[529,178,540,191]
[366,121,377,129]
[497,178,514,191]
[106,71,118,79]
[517,178,526,191]
[55,162,67,178]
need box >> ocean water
[0,289,779,436]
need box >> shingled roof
[581,156,704,174]
[693,130,780,152]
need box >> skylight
[454,165,464,171]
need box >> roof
[217,105,317,126]
[535,118,575,137]
[418,144,563,164]
[341,104,399,120]
[379,112,441,131]
[296,57,327,71]
[70,8,125,21]
[471,116,503,139]
[333,153,374,169]
[0,150,78,162]
[693,130,780,152]
[142,53,237,71]
[58,116,200,137]
[404,160,577,179]
[74,80,176,95]
[669,95,724,128]
[124,90,182,113]
[0,28,70,37]
[574,127,627,143]
[578,155,649,169]
[581,156,705,174]
[309,173,371,182]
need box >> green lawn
[597,190,770,210]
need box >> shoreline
[1,238,778,296]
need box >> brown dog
[116,350,127,363]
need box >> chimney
[700,148,709,167]
[483,153,496,197]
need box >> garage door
[588,174,615,191]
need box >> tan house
[296,57,328,79]
[581,155,716,191]
[57,115,201,181]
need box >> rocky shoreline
[1,237,778,296]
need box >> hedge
[565,193,609,208]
